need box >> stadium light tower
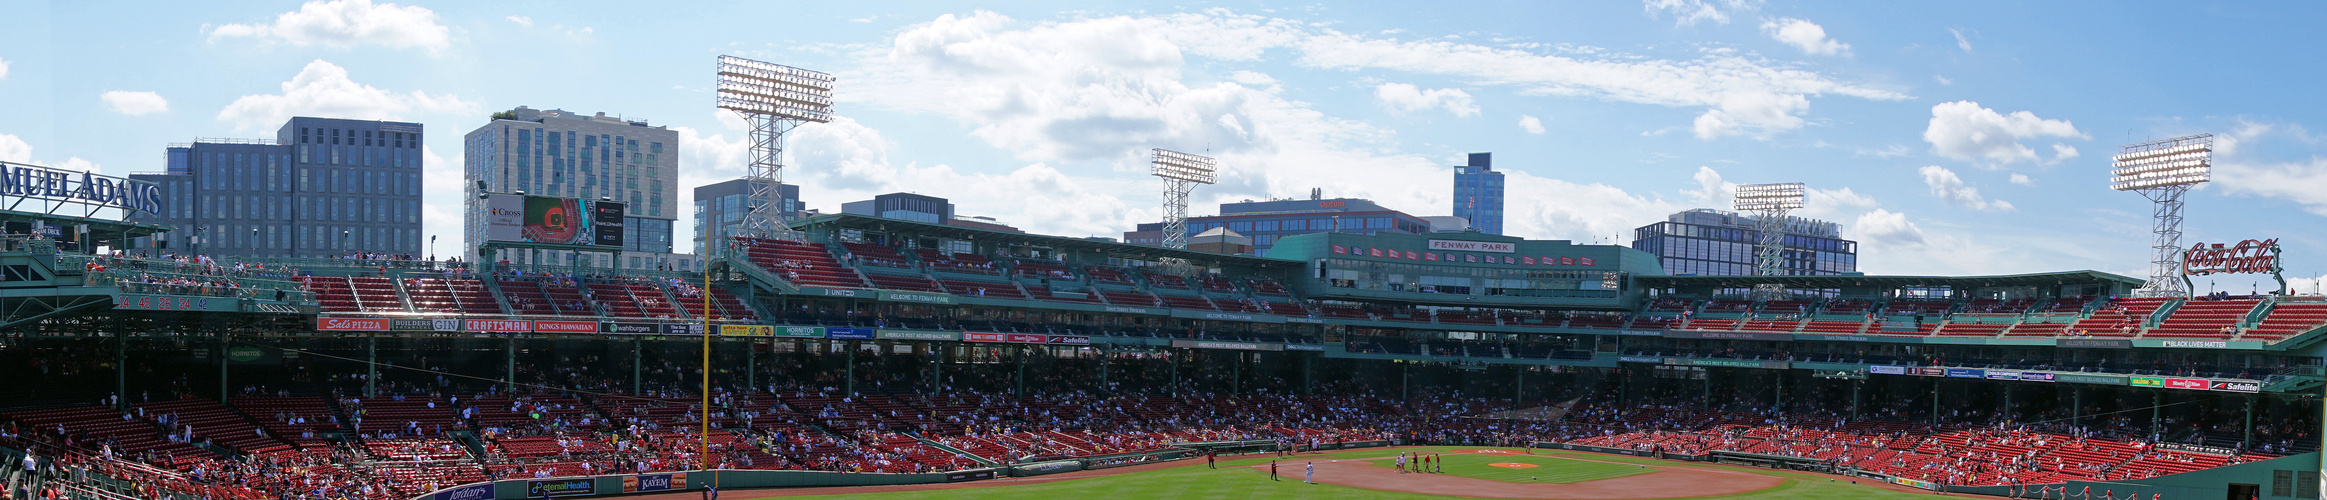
[1151,149,1218,250]
[2111,134,2212,298]
[717,55,834,243]
[1735,182,1805,299]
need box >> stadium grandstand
[8,211,2327,499]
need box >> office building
[463,106,680,269]
[841,193,952,224]
[1452,152,1504,235]
[693,178,800,258]
[128,117,424,259]
[1123,194,1431,257]
[1630,208,1857,276]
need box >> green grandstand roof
[790,213,1307,269]
[1634,270,2144,290]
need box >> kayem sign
[2182,239,2280,276]
[1427,240,1516,253]
[317,318,388,331]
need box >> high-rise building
[841,193,952,224]
[1452,152,1504,235]
[693,178,800,258]
[1123,195,1431,257]
[128,117,425,259]
[1630,208,1857,276]
[463,107,680,269]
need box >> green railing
[235,256,468,272]
[81,261,314,302]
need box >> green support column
[746,338,756,393]
[1013,345,1025,399]
[2316,379,2326,498]
[2004,384,2013,422]
[1775,371,1784,410]
[1620,368,1630,406]
[1402,362,1411,402]
[505,336,517,393]
[366,332,378,398]
[2243,395,2254,450]
[632,339,642,395]
[933,342,945,392]
[1232,352,1242,395]
[217,331,230,403]
[2073,387,2082,426]
[1514,368,1524,405]
[1303,354,1313,396]
[846,341,858,396]
[2152,392,2162,440]
[1851,379,1861,420]
[115,332,127,410]
[1098,346,1109,396]
[1169,350,1179,396]
[1702,369,1711,409]
[1931,379,1941,425]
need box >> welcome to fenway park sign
[2181,238,2286,294]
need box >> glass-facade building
[693,178,800,258]
[1452,152,1504,235]
[127,117,424,259]
[1123,197,1430,257]
[463,107,682,269]
[1630,208,1857,276]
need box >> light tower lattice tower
[1734,183,1805,299]
[1151,149,1217,250]
[2110,134,2212,298]
[717,55,834,244]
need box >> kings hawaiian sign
[2182,239,2280,276]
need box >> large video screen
[484,194,626,247]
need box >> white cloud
[0,57,9,80]
[208,0,451,53]
[0,134,30,162]
[2216,157,2327,216]
[1934,75,1952,86]
[2050,143,2079,162]
[216,59,479,131]
[1373,83,1479,117]
[1643,0,1760,26]
[100,91,170,116]
[1760,18,1849,57]
[1918,165,2014,211]
[1518,114,1545,134]
[1949,28,1974,52]
[2009,173,2033,186]
[505,15,531,26]
[1922,100,2086,166]
[1853,209,1924,245]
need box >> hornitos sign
[0,161,164,215]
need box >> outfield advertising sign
[776,326,824,338]
[532,320,599,334]
[317,318,389,331]
[622,472,686,493]
[430,484,493,500]
[877,330,960,341]
[661,324,703,335]
[464,319,531,333]
[826,327,877,340]
[2130,376,2165,387]
[526,479,594,498]
[721,325,773,337]
[963,332,1004,342]
[603,322,660,334]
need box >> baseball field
[667,446,1943,499]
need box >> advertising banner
[532,320,599,334]
[430,484,494,500]
[2164,378,2209,390]
[1169,340,1285,351]
[317,318,388,331]
[1868,365,1908,375]
[603,322,660,334]
[526,479,594,498]
[2057,338,2133,349]
[946,470,997,482]
[2130,376,2165,387]
[592,201,627,247]
[464,319,531,333]
[621,472,686,493]
[2211,380,2261,393]
[114,295,228,311]
[1283,344,1325,351]
[775,326,825,338]
[963,332,1004,342]
[661,324,703,335]
[388,319,440,332]
[1945,368,1986,379]
[878,330,961,341]
[1046,335,1091,345]
[720,325,773,337]
[2056,374,2127,385]
[1662,330,1793,341]
[1984,370,2022,380]
[1004,333,1048,344]
[2018,372,2057,382]
[1427,240,1515,253]
[879,291,955,304]
[826,327,876,340]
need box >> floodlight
[717,55,836,241]
[1151,149,1219,250]
[2109,133,2212,297]
[1733,183,1805,211]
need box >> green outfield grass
[775,447,1939,500]
[1363,452,1654,483]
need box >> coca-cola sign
[2182,239,2280,276]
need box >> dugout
[1708,450,1836,473]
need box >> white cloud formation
[1760,18,1849,56]
[506,15,531,26]
[0,57,9,80]
[1922,100,2086,166]
[1918,165,2014,211]
[2009,173,2033,186]
[0,134,29,162]
[1643,0,1759,26]
[1853,209,1923,245]
[2216,157,2327,216]
[1949,28,1974,52]
[1373,83,1479,117]
[208,0,451,53]
[100,91,170,116]
[216,59,479,131]
[1518,114,1545,134]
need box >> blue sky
[2,0,2324,293]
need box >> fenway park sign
[2182,239,2280,276]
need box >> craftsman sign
[2182,239,2280,275]
[463,319,531,333]
[0,160,165,215]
